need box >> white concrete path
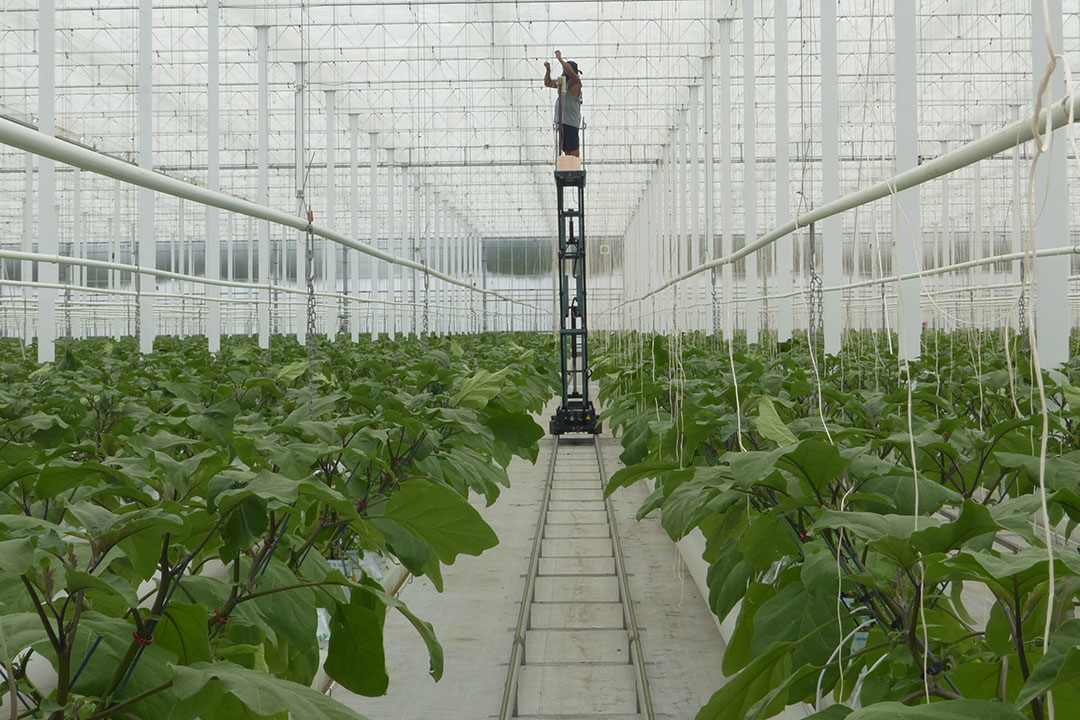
[335,416,726,719]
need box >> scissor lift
[550,166,600,435]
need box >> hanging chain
[305,210,318,354]
[63,284,72,339]
[422,261,430,338]
[808,222,824,344]
[304,208,315,416]
[133,241,142,346]
[1017,261,1027,334]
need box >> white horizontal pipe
[625,92,1080,306]
[0,116,544,314]
[0,249,520,313]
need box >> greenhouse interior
[2,0,1080,718]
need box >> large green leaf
[1016,618,1080,707]
[604,460,681,498]
[846,700,1026,720]
[324,581,389,696]
[757,395,798,447]
[380,479,498,564]
[171,661,369,720]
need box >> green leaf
[325,583,389,696]
[452,368,509,409]
[171,661,369,720]
[846,700,1026,720]
[604,461,681,498]
[1016,618,1080,707]
[380,479,498,564]
[0,538,34,575]
[371,586,444,682]
[804,707,853,720]
[0,613,51,663]
[155,602,213,665]
[757,395,798,447]
[696,641,796,720]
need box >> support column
[256,25,269,348]
[1032,0,1069,368]
[71,167,82,338]
[822,0,841,354]
[386,148,396,340]
[22,154,33,346]
[178,199,185,337]
[894,0,922,362]
[972,124,985,325]
[719,19,733,339]
[775,0,792,341]
[412,178,421,336]
[207,0,221,351]
[137,0,154,355]
[743,3,758,344]
[679,107,689,329]
[294,62,307,344]
[38,0,58,361]
[703,53,716,336]
[369,132,379,339]
[689,84,702,332]
[350,114,360,342]
[325,90,337,336]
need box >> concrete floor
[335,417,726,719]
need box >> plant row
[0,333,557,719]
[595,330,1080,720]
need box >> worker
[544,50,582,157]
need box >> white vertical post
[679,107,689,329]
[895,0,922,362]
[719,20,733,339]
[1032,0,1069,368]
[178,199,185,337]
[972,124,985,325]
[822,0,841,354]
[111,179,120,297]
[206,0,221,352]
[689,84,702,331]
[412,179,421,336]
[72,168,82,337]
[703,53,716,336]
[294,62,307,344]
[1011,104,1023,328]
[385,148,396,340]
[775,0,792,341]
[256,25,269,349]
[325,90,337,336]
[743,2,758,344]
[940,140,951,329]
[350,114,360,342]
[137,0,154,355]
[37,0,57,361]
[369,132,379,339]
[22,154,33,345]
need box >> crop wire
[1023,2,1080,716]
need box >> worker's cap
[567,61,581,75]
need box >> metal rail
[595,435,656,720]
[498,435,559,720]
[498,434,655,719]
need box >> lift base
[549,397,601,435]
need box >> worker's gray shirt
[554,90,582,128]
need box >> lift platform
[550,163,600,435]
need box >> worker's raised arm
[554,50,578,82]
[543,61,557,88]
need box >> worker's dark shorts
[561,124,579,152]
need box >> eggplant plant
[595,330,1080,720]
[0,332,556,720]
